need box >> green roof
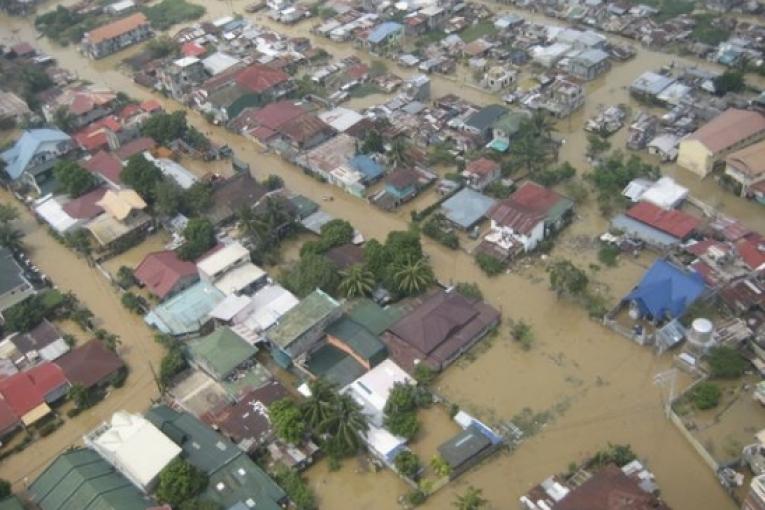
[346,298,401,336]
[437,427,492,470]
[325,315,386,365]
[305,344,366,388]
[0,496,25,510]
[187,327,257,379]
[203,453,285,510]
[28,448,151,510]
[268,289,340,349]
[145,405,239,475]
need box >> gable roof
[465,157,500,176]
[61,186,107,220]
[134,250,199,299]
[555,464,670,510]
[115,137,157,161]
[325,243,364,270]
[96,189,146,220]
[268,289,340,349]
[208,172,268,225]
[278,114,332,145]
[386,167,418,189]
[188,328,257,379]
[56,339,125,389]
[326,315,386,363]
[625,259,705,320]
[489,181,568,234]
[82,151,124,184]
[1,129,71,180]
[466,104,508,131]
[250,100,306,130]
[686,108,765,154]
[235,64,290,94]
[11,320,62,354]
[0,363,66,416]
[210,380,289,447]
[726,139,765,179]
[28,448,151,510]
[85,13,148,44]
[626,202,700,239]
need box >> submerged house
[81,13,152,59]
[1,129,74,192]
[622,259,706,323]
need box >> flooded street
[1,3,763,508]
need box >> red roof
[62,186,107,220]
[346,63,369,80]
[115,137,157,161]
[736,234,765,271]
[10,42,35,56]
[0,398,19,434]
[465,157,500,176]
[134,250,199,299]
[235,64,290,94]
[252,100,306,130]
[182,41,206,58]
[119,103,141,120]
[0,363,66,416]
[82,151,124,184]
[626,202,700,239]
[74,116,122,152]
[555,464,670,510]
[55,339,125,389]
[489,181,566,235]
[685,238,728,257]
[140,99,162,113]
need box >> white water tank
[687,318,715,353]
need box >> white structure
[622,176,687,209]
[143,153,198,190]
[34,196,84,234]
[84,410,181,492]
[202,52,241,76]
[197,241,252,281]
[318,108,364,133]
[241,284,299,332]
[687,318,715,354]
[531,43,572,68]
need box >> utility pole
[654,369,677,419]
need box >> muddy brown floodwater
[2,2,764,508]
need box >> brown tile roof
[555,465,671,510]
[115,137,157,161]
[62,186,107,220]
[726,139,765,179]
[55,339,124,389]
[489,181,564,235]
[209,172,268,225]
[626,202,700,240]
[465,157,500,176]
[687,108,765,154]
[386,167,419,189]
[249,100,306,130]
[134,250,199,299]
[85,13,149,45]
[234,64,290,94]
[11,320,61,355]
[326,243,364,270]
[278,114,332,145]
[82,151,124,184]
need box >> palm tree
[319,393,369,455]
[301,378,337,430]
[0,223,23,251]
[453,486,487,510]
[0,204,18,224]
[388,137,410,168]
[529,110,554,142]
[393,256,434,296]
[338,265,375,298]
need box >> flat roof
[197,242,250,277]
[214,263,266,296]
[342,359,412,427]
[267,289,340,349]
[437,426,492,469]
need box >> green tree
[586,133,611,159]
[155,458,208,508]
[264,174,284,191]
[153,179,185,217]
[319,394,369,456]
[68,383,92,409]
[3,295,46,332]
[159,345,187,389]
[361,130,384,154]
[281,253,340,297]
[0,479,10,500]
[121,292,143,314]
[388,137,411,168]
[455,282,482,300]
[121,154,163,201]
[430,455,451,477]
[394,450,421,479]
[0,204,18,224]
[183,181,213,216]
[95,328,122,352]
[548,260,589,298]
[510,320,534,350]
[383,383,428,440]
[392,256,434,296]
[363,239,389,281]
[713,70,746,96]
[318,219,354,250]
[54,160,98,198]
[178,500,221,510]
[269,398,307,444]
[116,266,136,289]
[141,111,189,145]
[453,486,487,510]
[146,35,179,58]
[691,382,721,410]
[63,229,92,257]
[338,265,375,298]
[301,378,337,431]
[177,218,215,261]
[53,106,77,133]
[707,346,748,379]
[273,467,316,510]
[589,443,636,468]
[0,223,23,252]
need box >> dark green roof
[305,344,366,388]
[187,327,257,379]
[203,453,285,510]
[325,315,386,364]
[0,496,24,510]
[28,448,151,510]
[0,248,25,296]
[437,427,492,470]
[268,289,340,349]
[346,298,401,336]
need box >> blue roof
[624,259,705,321]
[349,155,383,182]
[1,129,71,180]
[440,188,496,230]
[368,22,403,44]
[144,280,225,336]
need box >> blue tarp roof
[368,22,402,44]
[349,155,383,182]
[1,129,70,180]
[624,259,705,320]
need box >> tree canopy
[269,398,307,444]
[121,154,163,202]
[54,160,98,197]
[177,218,215,261]
[707,346,748,379]
[548,260,589,297]
[281,253,340,297]
[155,458,208,508]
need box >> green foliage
[301,219,354,256]
[269,398,307,444]
[413,364,436,386]
[707,346,748,379]
[548,259,589,297]
[146,36,179,58]
[510,320,534,350]
[338,265,375,298]
[597,244,620,267]
[586,152,658,215]
[159,345,187,388]
[264,174,284,191]
[142,0,205,30]
[0,204,18,224]
[388,137,411,168]
[141,111,190,145]
[318,393,369,456]
[0,479,11,500]
[691,382,721,410]
[459,22,497,43]
[589,443,636,469]
[35,5,96,46]
[406,489,427,506]
[422,214,459,250]
[394,450,421,479]
[122,154,163,202]
[63,229,92,258]
[713,70,745,96]
[360,130,384,154]
[455,282,482,300]
[430,455,451,477]
[483,180,513,199]
[475,253,506,276]
[3,295,53,332]
[274,467,316,510]
[153,179,185,217]
[453,486,487,510]
[392,256,435,296]
[121,292,143,314]
[281,253,340,297]
[691,14,731,46]
[116,266,136,289]
[532,162,577,187]
[383,383,430,440]
[68,383,95,410]
[156,458,208,508]
[177,218,215,261]
[54,160,98,198]
[178,501,221,510]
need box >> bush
[455,282,482,300]
[155,458,208,507]
[111,367,128,388]
[142,0,205,30]
[597,244,620,267]
[394,450,421,480]
[121,292,143,314]
[510,321,534,350]
[274,467,316,510]
[707,347,747,379]
[589,443,636,469]
[38,420,61,437]
[691,382,721,410]
[475,253,506,276]
[483,180,513,199]
[413,363,436,386]
[422,214,459,250]
[405,489,427,506]
[532,162,576,187]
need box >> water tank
[687,318,715,353]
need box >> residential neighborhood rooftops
[268,289,341,349]
[188,327,257,380]
[197,241,250,278]
[438,426,492,470]
[84,13,149,44]
[346,298,401,336]
[441,188,495,230]
[208,172,268,225]
[250,100,306,130]
[489,182,570,234]
[554,464,670,510]
[726,139,765,179]
[96,189,146,221]
[115,137,157,161]
[135,250,199,300]
[368,22,403,44]
[55,339,125,389]
[144,280,225,336]
[624,259,705,320]
[326,315,386,364]
[626,202,700,239]
[342,359,412,426]
[1,128,71,180]
[235,63,290,94]
[686,108,765,154]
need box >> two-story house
[1,128,74,192]
[80,12,152,59]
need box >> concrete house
[1,128,73,191]
[678,108,765,178]
[366,22,404,51]
[159,56,207,101]
[0,247,35,314]
[465,104,508,142]
[483,65,517,92]
[81,13,152,59]
[463,157,501,190]
[187,327,257,381]
[567,48,611,81]
[42,86,117,130]
[197,241,266,297]
[725,139,765,196]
